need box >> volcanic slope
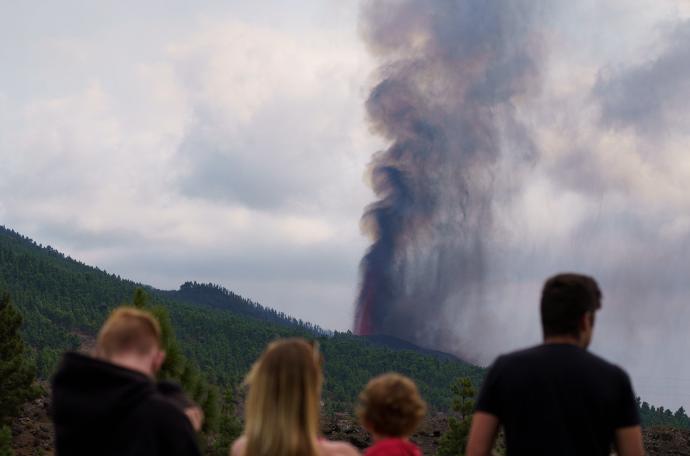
[0,225,483,410]
[2,224,689,428]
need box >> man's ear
[152,350,166,374]
[579,312,594,332]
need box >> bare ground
[12,392,690,455]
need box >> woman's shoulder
[230,436,246,456]
[231,436,360,456]
[319,439,361,456]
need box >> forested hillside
[0,225,482,410]
[1,224,688,427]
[162,282,329,335]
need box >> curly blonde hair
[356,372,427,437]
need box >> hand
[184,405,204,432]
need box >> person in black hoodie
[51,307,202,456]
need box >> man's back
[52,352,200,456]
[476,343,639,456]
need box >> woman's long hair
[243,338,323,456]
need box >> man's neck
[543,335,584,348]
[107,353,154,378]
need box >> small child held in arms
[357,373,427,456]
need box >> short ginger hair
[357,372,427,438]
[97,307,162,358]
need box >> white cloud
[169,19,376,212]
[0,3,377,332]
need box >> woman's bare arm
[319,440,361,456]
[230,436,246,456]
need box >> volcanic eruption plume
[354,0,544,347]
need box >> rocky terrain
[12,393,690,455]
[11,393,53,456]
[644,427,690,456]
[322,414,690,455]
[322,412,448,454]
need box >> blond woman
[231,338,360,456]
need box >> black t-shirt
[475,344,639,456]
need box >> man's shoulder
[131,392,191,427]
[555,345,629,377]
[501,344,614,363]
[497,344,629,379]
[581,350,633,386]
[492,344,549,366]
[580,348,625,370]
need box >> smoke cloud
[354,0,545,349]
[594,19,690,137]
[355,0,690,411]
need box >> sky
[3,0,690,410]
[0,0,380,331]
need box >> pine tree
[674,406,687,420]
[211,386,242,456]
[0,292,36,456]
[150,305,185,379]
[132,288,150,309]
[202,385,221,434]
[437,377,476,456]
[0,425,13,456]
[0,292,36,424]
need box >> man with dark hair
[466,273,644,456]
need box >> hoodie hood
[51,352,156,436]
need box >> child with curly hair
[357,373,427,456]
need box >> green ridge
[1,224,686,427]
[0,225,482,411]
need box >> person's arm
[468,356,504,456]
[466,411,499,456]
[613,370,643,456]
[614,425,644,456]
